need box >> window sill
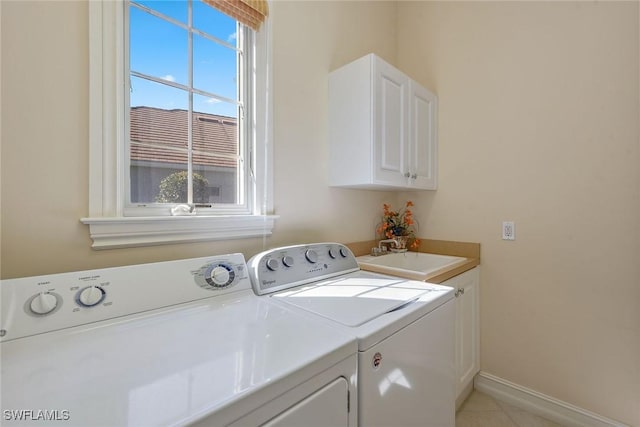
[81,215,278,250]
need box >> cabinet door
[373,58,409,187]
[454,268,480,396]
[409,82,438,189]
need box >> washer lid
[271,273,435,327]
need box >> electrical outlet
[502,221,515,240]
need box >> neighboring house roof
[130,106,238,169]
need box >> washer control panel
[1,253,249,342]
[247,243,360,295]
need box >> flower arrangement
[377,201,420,249]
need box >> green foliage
[156,171,209,203]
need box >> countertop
[345,238,480,284]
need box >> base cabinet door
[444,267,480,398]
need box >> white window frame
[82,0,276,250]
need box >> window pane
[192,97,239,205]
[193,0,237,44]
[193,90,238,118]
[134,1,187,24]
[131,150,189,204]
[193,154,239,204]
[193,34,238,101]
[130,77,189,204]
[130,6,188,85]
[192,102,238,157]
[130,75,188,112]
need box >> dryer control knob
[305,249,318,264]
[328,248,337,259]
[339,248,349,258]
[203,264,236,289]
[209,266,232,287]
[29,292,58,315]
[78,286,106,307]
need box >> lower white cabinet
[442,267,480,400]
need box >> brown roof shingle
[130,107,238,169]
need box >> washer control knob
[29,292,58,315]
[266,258,280,271]
[78,286,106,307]
[305,249,318,264]
[282,256,294,268]
[328,248,337,259]
[339,247,349,258]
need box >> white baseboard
[474,371,629,427]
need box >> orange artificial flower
[377,201,419,249]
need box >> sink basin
[356,252,468,281]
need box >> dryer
[248,243,456,427]
[1,253,357,426]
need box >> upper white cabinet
[408,81,438,189]
[328,54,438,190]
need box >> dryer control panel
[247,243,360,295]
[0,253,249,342]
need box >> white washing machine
[0,254,357,426]
[248,243,456,427]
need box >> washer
[1,254,357,426]
[248,243,456,427]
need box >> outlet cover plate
[502,221,515,240]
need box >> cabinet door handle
[455,288,465,297]
[404,172,411,178]
[411,173,417,179]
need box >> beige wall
[0,1,397,278]
[397,2,640,424]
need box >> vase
[391,235,409,252]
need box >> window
[128,0,248,213]
[83,0,275,249]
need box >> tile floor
[456,390,565,427]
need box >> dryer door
[262,377,349,427]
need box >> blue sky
[129,0,239,117]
